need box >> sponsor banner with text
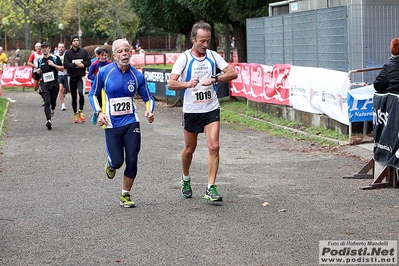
[1,66,34,87]
[347,85,374,123]
[230,63,290,105]
[373,93,399,168]
[289,66,350,125]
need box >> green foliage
[83,0,139,40]
[130,0,196,35]
[3,0,139,49]
[28,0,59,41]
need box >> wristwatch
[94,111,101,117]
[211,74,219,83]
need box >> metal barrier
[347,67,382,145]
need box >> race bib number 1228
[110,96,133,116]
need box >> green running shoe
[181,178,192,198]
[119,193,136,208]
[204,185,223,202]
[105,162,116,179]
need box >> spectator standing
[57,43,69,111]
[138,46,146,54]
[374,38,399,94]
[88,39,155,208]
[63,35,91,123]
[167,21,237,202]
[0,46,8,96]
[37,42,63,130]
[15,48,21,66]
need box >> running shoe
[46,120,52,130]
[41,100,45,106]
[105,162,116,179]
[119,193,136,208]
[91,113,98,125]
[204,185,223,202]
[51,109,55,117]
[79,111,86,123]
[181,177,192,198]
[61,103,66,111]
[73,113,79,123]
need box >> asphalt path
[0,91,397,266]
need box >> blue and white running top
[171,49,229,113]
[88,62,155,129]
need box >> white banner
[289,66,350,125]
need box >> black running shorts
[183,108,220,134]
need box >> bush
[84,44,112,59]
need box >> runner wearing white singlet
[167,21,237,202]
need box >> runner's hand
[145,111,154,123]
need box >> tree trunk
[224,24,231,62]
[23,8,30,49]
[232,22,247,63]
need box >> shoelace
[182,180,191,189]
[209,186,219,195]
[122,194,131,201]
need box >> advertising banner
[143,68,182,100]
[289,66,350,125]
[1,66,34,87]
[373,93,399,168]
[230,63,290,105]
[347,85,374,123]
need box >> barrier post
[347,67,382,145]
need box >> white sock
[182,175,190,181]
[207,184,214,189]
[122,189,130,195]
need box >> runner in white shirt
[57,43,69,110]
[167,21,237,202]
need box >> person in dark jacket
[374,38,399,94]
[37,42,64,130]
[63,35,91,123]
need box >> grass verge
[219,97,349,146]
[0,96,9,145]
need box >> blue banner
[347,85,374,123]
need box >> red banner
[230,63,290,105]
[1,66,34,87]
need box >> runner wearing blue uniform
[88,47,112,122]
[88,39,155,208]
